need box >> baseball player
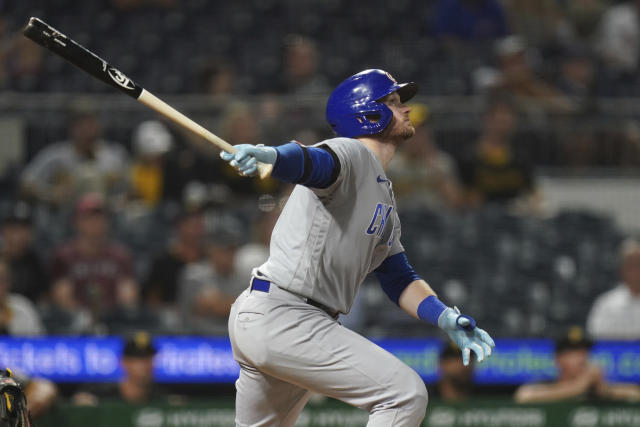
[222,69,495,426]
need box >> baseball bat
[22,17,272,179]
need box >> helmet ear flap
[347,104,392,137]
[359,103,393,136]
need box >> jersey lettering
[365,203,393,237]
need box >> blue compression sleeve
[417,296,448,326]
[272,142,337,188]
[374,252,421,305]
[272,142,305,182]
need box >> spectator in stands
[20,101,129,207]
[595,0,640,78]
[73,331,169,405]
[129,120,174,207]
[10,369,59,420]
[515,327,640,403]
[218,102,280,196]
[0,257,44,335]
[221,103,261,147]
[586,238,640,340]
[564,0,607,43]
[273,34,330,95]
[432,341,477,401]
[502,0,569,47]
[488,35,572,113]
[0,33,44,91]
[431,0,509,41]
[458,97,541,212]
[0,201,47,303]
[142,206,205,308]
[555,44,598,111]
[178,217,246,334]
[49,193,138,318]
[197,60,236,98]
[387,103,463,210]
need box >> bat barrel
[22,17,273,180]
[23,17,143,99]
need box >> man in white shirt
[596,0,640,74]
[587,238,640,340]
[20,104,128,206]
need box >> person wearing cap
[49,193,138,321]
[457,96,541,213]
[587,238,640,340]
[20,100,129,206]
[431,341,477,402]
[0,201,47,303]
[73,331,169,405]
[514,327,640,403]
[487,35,572,113]
[129,120,174,207]
[178,216,247,334]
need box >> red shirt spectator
[49,193,138,314]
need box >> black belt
[250,277,339,319]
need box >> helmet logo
[385,71,397,84]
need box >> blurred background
[0,0,639,426]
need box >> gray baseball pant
[228,281,428,426]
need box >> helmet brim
[396,82,418,103]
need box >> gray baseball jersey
[258,137,404,314]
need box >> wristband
[417,295,448,326]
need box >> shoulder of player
[312,137,374,166]
[312,137,365,152]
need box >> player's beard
[399,123,415,140]
[382,117,415,142]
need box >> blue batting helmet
[326,69,418,138]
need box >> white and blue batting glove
[438,306,495,366]
[220,144,277,177]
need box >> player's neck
[357,137,398,170]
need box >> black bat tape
[23,17,143,99]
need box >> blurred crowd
[0,0,636,346]
[0,0,639,416]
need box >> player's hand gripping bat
[22,17,272,179]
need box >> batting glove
[220,144,277,177]
[438,306,495,366]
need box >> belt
[250,277,339,319]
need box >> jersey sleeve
[309,138,366,200]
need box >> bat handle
[137,90,272,179]
[256,163,273,180]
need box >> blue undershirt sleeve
[272,142,305,183]
[374,252,421,305]
[272,142,339,188]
